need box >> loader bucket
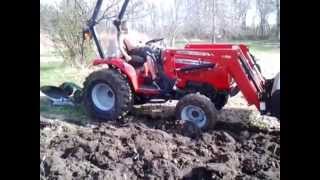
[266,72,280,119]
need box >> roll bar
[84,0,130,59]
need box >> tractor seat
[127,55,149,77]
[127,55,145,68]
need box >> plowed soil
[40,95,280,180]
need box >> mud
[40,107,280,180]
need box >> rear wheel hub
[91,83,115,111]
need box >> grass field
[40,58,90,121]
[40,62,86,87]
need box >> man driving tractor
[118,21,159,86]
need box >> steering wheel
[144,38,165,64]
[145,38,164,45]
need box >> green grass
[229,40,279,52]
[40,58,90,122]
[40,61,87,87]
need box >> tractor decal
[176,58,211,65]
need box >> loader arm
[191,48,262,109]
[223,48,279,117]
[225,50,261,108]
[184,44,279,118]
[84,0,130,59]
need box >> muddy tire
[175,93,218,130]
[82,68,133,121]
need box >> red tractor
[82,0,280,130]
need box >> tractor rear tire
[175,93,218,130]
[82,68,133,121]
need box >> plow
[41,0,280,131]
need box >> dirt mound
[40,112,280,180]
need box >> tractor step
[137,84,161,94]
[148,99,168,103]
[142,81,161,89]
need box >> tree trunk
[241,13,247,32]
[259,16,269,39]
[276,0,280,40]
[211,0,216,43]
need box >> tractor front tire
[175,93,218,131]
[82,68,133,121]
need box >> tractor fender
[93,58,139,91]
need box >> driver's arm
[119,35,131,61]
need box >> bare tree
[180,0,200,38]
[148,3,158,35]
[211,0,216,42]
[234,0,251,31]
[41,0,128,66]
[47,0,94,67]
[162,0,188,46]
[256,0,276,39]
[42,0,279,61]
[276,0,280,40]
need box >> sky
[40,0,276,25]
